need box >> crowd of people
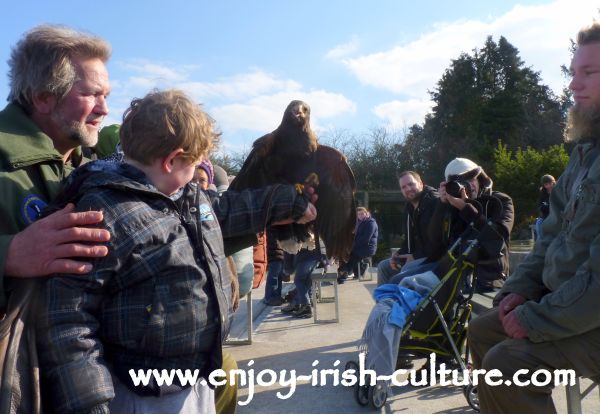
[0,21,599,414]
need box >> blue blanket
[373,284,423,328]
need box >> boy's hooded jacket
[39,160,309,413]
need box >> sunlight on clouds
[181,70,302,101]
[487,0,598,94]
[373,99,433,128]
[340,19,488,96]
[119,60,192,82]
[325,37,359,60]
[212,91,356,137]
[340,0,597,98]
[328,0,598,129]
[108,63,355,146]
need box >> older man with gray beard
[468,22,600,414]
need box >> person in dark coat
[338,207,378,282]
[535,174,556,239]
[429,158,514,293]
[376,171,439,286]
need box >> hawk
[229,100,357,260]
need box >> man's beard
[51,104,100,148]
[406,190,422,203]
[64,121,98,147]
[565,101,600,143]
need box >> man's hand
[502,310,528,339]
[399,253,414,263]
[273,202,317,225]
[498,293,527,321]
[303,185,318,204]
[438,181,450,203]
[390,250,401,270]
[391,253,414,271]
[273,184,318,226]
[296,202,317,224]
[4,203,110,277]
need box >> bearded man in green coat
[468,22,600,414]
[0,25,113,413]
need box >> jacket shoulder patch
[20,194,47,225]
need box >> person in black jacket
[338,207,378,283]
[376,171,439,286]
[429,158,514,293]
[535,174,556,239]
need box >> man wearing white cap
[429,157,514,292]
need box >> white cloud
[330,0,597,129]
[108,61,355,146]
[180,69,302,101]
[340,0,597,97]
[212,90,356,135]
[118,60,193,82]
[339,19,489,97]
[372,98,433,128]
[325,37,359,60]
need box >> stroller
[346,223,503,411]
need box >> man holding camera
[376,170,439,286]
[429,158,514,293]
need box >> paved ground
[225,273,599,414]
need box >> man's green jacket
[501,142,600,344]
[0,103,80,310]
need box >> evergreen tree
[402,35,566,180]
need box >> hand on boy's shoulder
[5,204,110,277]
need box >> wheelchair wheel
[355,383,370,406]
[368,381,388,409]
[463,384,480,412]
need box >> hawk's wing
[312,145,357,260]
[229,133,275,190]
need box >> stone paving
[225,275,599,414]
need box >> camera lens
[446,181,464,198]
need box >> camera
[446,179,472,198]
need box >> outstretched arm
[212,184,315,238]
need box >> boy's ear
[162,148,185,172]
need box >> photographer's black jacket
[428,190,514,292]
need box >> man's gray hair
[7,25,111,112]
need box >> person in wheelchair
[428,158,514,293]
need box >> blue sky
[0,0,597,154]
